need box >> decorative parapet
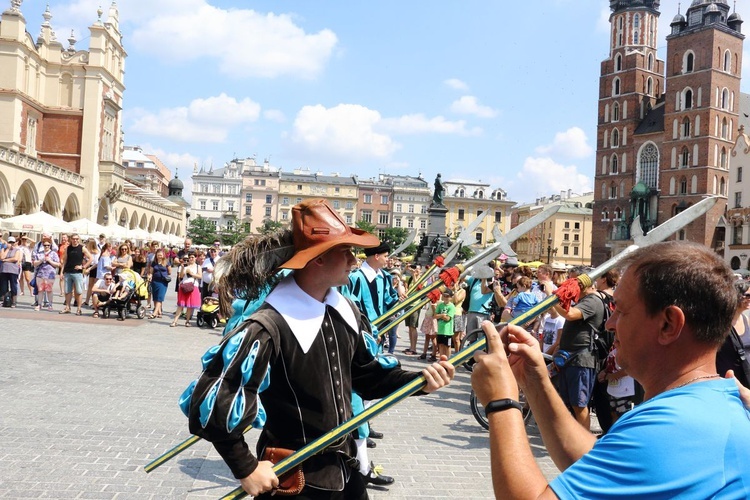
[120,191,183,220]
[0,146,85,187]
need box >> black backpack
[591,291,615,361]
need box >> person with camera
[0,236,23,308]
[172,252,201,327]
[549,273,604,428]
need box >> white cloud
[264,109,287,123]
[288,104,400,162]
[507,157,593,203]
[52,0,337,79]
[444,78,469,91]
[449,96,498,118]
[380,114,482,136]
[535,127,593,160]
[129,94,261,143]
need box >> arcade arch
[15,180,39,215]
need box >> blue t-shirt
[508,291,539,317]
[466,277,493,314]
[550,378,750,499]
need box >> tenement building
[0,2,185,237]
[442,178,513,247]
[592,0,742,264]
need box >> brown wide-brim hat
[280,198,380,269]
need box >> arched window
[615,53,622,72]
[722,88,729,109]
[602,208,610,221]
[613,78,621,96]
[610,183,617,199]
[724,50,731,72]
[634,31,639,44]
[720,177,726,195]
[721,147,728,169]
[648,53,654,71]
[681,147,690,168]
[614,207,623,220]
[684,89,693,109]
[682,117,691,138]
[613,102,620,121]
[722,118,728,139]
[612,129,620,147]
[647,77,653,96]
[685,52,694,73]
[638,142,659,188]
[634,14,640,28]
[611,154,619,174]
[679,177,688,194]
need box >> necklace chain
[672,374,720,391]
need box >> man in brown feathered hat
[184,199,454,498]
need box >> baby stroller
[196,297,222,328]
[104,269,149,320]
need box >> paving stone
[0,291,563,499]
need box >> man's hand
[239,461,278,496]
[724,370,750,409]
[422,356,455,393]
[470,321,520,406]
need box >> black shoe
[366,438,376,448]
[369,428,384,440]
[361,463,394,486]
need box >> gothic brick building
[592,0,743,264]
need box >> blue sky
[16,0,750,204]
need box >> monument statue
[433,173,445,206]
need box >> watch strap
[484,398,524,417]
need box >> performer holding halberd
[180,199,454,499]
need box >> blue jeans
[387,328,398,354]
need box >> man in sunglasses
[91,273,116,318]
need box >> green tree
[187,215,218,245]
[382,227,408,248]
[256,219,285,235]
[220,215,251,246]
[457,245,475,261]
[355,219,377,234]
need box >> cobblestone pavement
[0,291,561,499]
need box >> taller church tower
[592,0,744,264]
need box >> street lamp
[547,236,553,264]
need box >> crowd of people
[0,232,227,326]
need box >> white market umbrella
[69,218,110,238]
[106,224,130,241]
[130,227,150,242]
[0,211,74,234]
[150,232,169,245]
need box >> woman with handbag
[172,252,201,327]
[148,248,171,319]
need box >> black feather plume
[216,230,295,317]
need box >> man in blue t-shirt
[470,242,750,499]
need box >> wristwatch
[484,398,524,417]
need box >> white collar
[265,274,359,354]
[359,261,382,283]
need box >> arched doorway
[129,211,139,230]
[41,188,62,217]
[14,180,39,215]
[62,193,80,221]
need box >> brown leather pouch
[261,447,305,496]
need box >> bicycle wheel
[470,390,533,431]
[460,329,483,372]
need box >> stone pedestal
[416,204,452,265]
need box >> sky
[14,0,750,204]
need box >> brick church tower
[592,0,743,265]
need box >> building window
[245,193,252,202]
[211,220,218,228]
[379,212,390,225]
[720,147,728,169]
[611,154,619,174]
[734,224,743,245]
[227,202,234,212]
[722,88,729,109]
[458,209,465,220]
[212,201,219,211]
[610,184,617,199]
[281,211,289,221]
[682,117,690,137]
[345,214,352,224]
[494,211,502,223]
[381,195,388,204]
[265,194,272,204]
[574,222,580,229]
[264,207,272,217]
[563,246,569,255]
[396,203,402,212]
[685,52,694,73]
[395,218,401,227]
[346,201,353,210]
[335,187,340,193]
[615,53,622,72]
[282,197,289,206]
[612,102,620,122]
[738,167,743,183]
[573,246,579,256]
[735,192,742,208]
[26,117,37,156]
[420,220,426,229]
[724,50,731,72]
[564,221,570,229]
[611,129,619,147]
[333,200,340,209]
[684,89,693,110]
[638,142,659,188]
[297,184,303,191]
[408,204,415,213]
[245,205,251,215]
[613,78,621,96]
[361,211,373,223]
[681,147,690,168]
[421,205,427,214]
[679,177,688,195]
[296,197,302,204]
[574,233,580,241]
[364,194,372,204]
[254,179,266,186]
[200,200,206,210]
[407,218,414,229]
